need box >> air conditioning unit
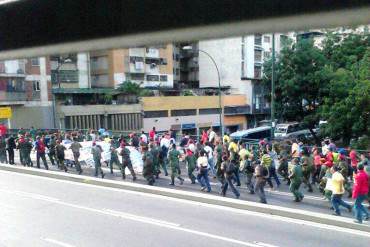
[150,63,157,69]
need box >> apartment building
[198,33,288,127]
[89,44,178,89]
[0,57,54,129]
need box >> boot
[178,177,184,185]
[169,177,175,186]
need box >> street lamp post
[271,33,276,140]
[182,46,224,137]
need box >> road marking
[41,238,75,247]
[103,209,181,227]
[253,242,280,247]
[4,189,269,247]
[1,170,370,238]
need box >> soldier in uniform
[289,158,304,202]
[91,142,105,178]
[55,140,68,172]
[47,135,57,167]
[6,135,16,165]
[109,145,123,176]
[337,153,352,198]
[149,143,160,179]
[142,144,155,185]
[168,144,184,186]
[301,147,314,192]
[0,136,7,163]
[185,149,196,184]
[24,135,33,167]
[119,143,137,181]
[70,138,83,174]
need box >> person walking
[301,147,314,192]
[254,160,268,204]
[91,142,105,178]
[55,140,68,172]
[197,150,211,192]
[35,136,49,170]
[185,149,196,184]
[0,136,7,164]
[352,163,369,224]
[331,165,352,216]
[70,138,83,174]
[6,135,16,165]
[109,145,122,175]
[47,135,56,167]
[168,144,184,186]
[150,143,160,179]
[204,142,215,177]
[289,158,304,202]
[142,144,155,185]
[221,157,240,199]
[119,143,137,181]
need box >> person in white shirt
[204,142,215,177]
[140,130,148,144]
[208,128,216,145]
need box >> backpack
[262,165,269,177]
[225,161,236,175]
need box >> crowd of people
[0,126,369,224]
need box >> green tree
[263,37,329,143]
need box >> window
[146,75,159,81]
[31,58,40,66]
[254,65,262,79]
[160,75,168,81]
[199,108,219,115]
[90,56,108,70]
[145,58,160,64]
[129,56,144,63]
[130,73,144,80]
[280,35,288,47]
[264,51,271,59]
[254,34,262,46]
[264,36,271,43]
[33,81,40,91]
[175,54,179,61]
[254,49,262,62]
[144,110,168,118]
[176,68,180,75]
[160,58,168,65]
[171,109,196,116]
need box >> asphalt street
[0,170,369,247]
[6,152,368,221]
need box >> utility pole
[271,33,276,140]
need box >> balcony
[224,105,251,116]
[252,104,270,114]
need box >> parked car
[230,126,272,142]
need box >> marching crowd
[0,126,369,224]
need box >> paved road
[5,152,369,220]
[0,170,369,247]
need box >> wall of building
[8,105,53,129]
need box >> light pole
[182,46,224,137]
[271,33,276,140]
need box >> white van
[274,122,303,139]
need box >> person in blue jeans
[221,157,240,199]
[352,164,369,223]
[197,150,211,192]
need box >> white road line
[4,189,264,247]
[253,241,280,247]
[41,238,75,247]
[1,170,370,238]
[103,209,181,227]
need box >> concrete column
[39,57,49,102]
[104,114,108,129]
[77,53,90,88]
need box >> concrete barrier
[1,163,369,233]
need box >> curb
[1,164,369,233]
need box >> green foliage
[182,90,194,96]
[263,28,370,145]
[118,80,142,95]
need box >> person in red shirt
[201,130,208,145]
[35,136,49,170]
[149,127,156,141]
[349,149,359,173]
[324,148,334,168]
[312,148,322,184]
[352,164,369,223]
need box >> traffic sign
[0,107,12,119]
